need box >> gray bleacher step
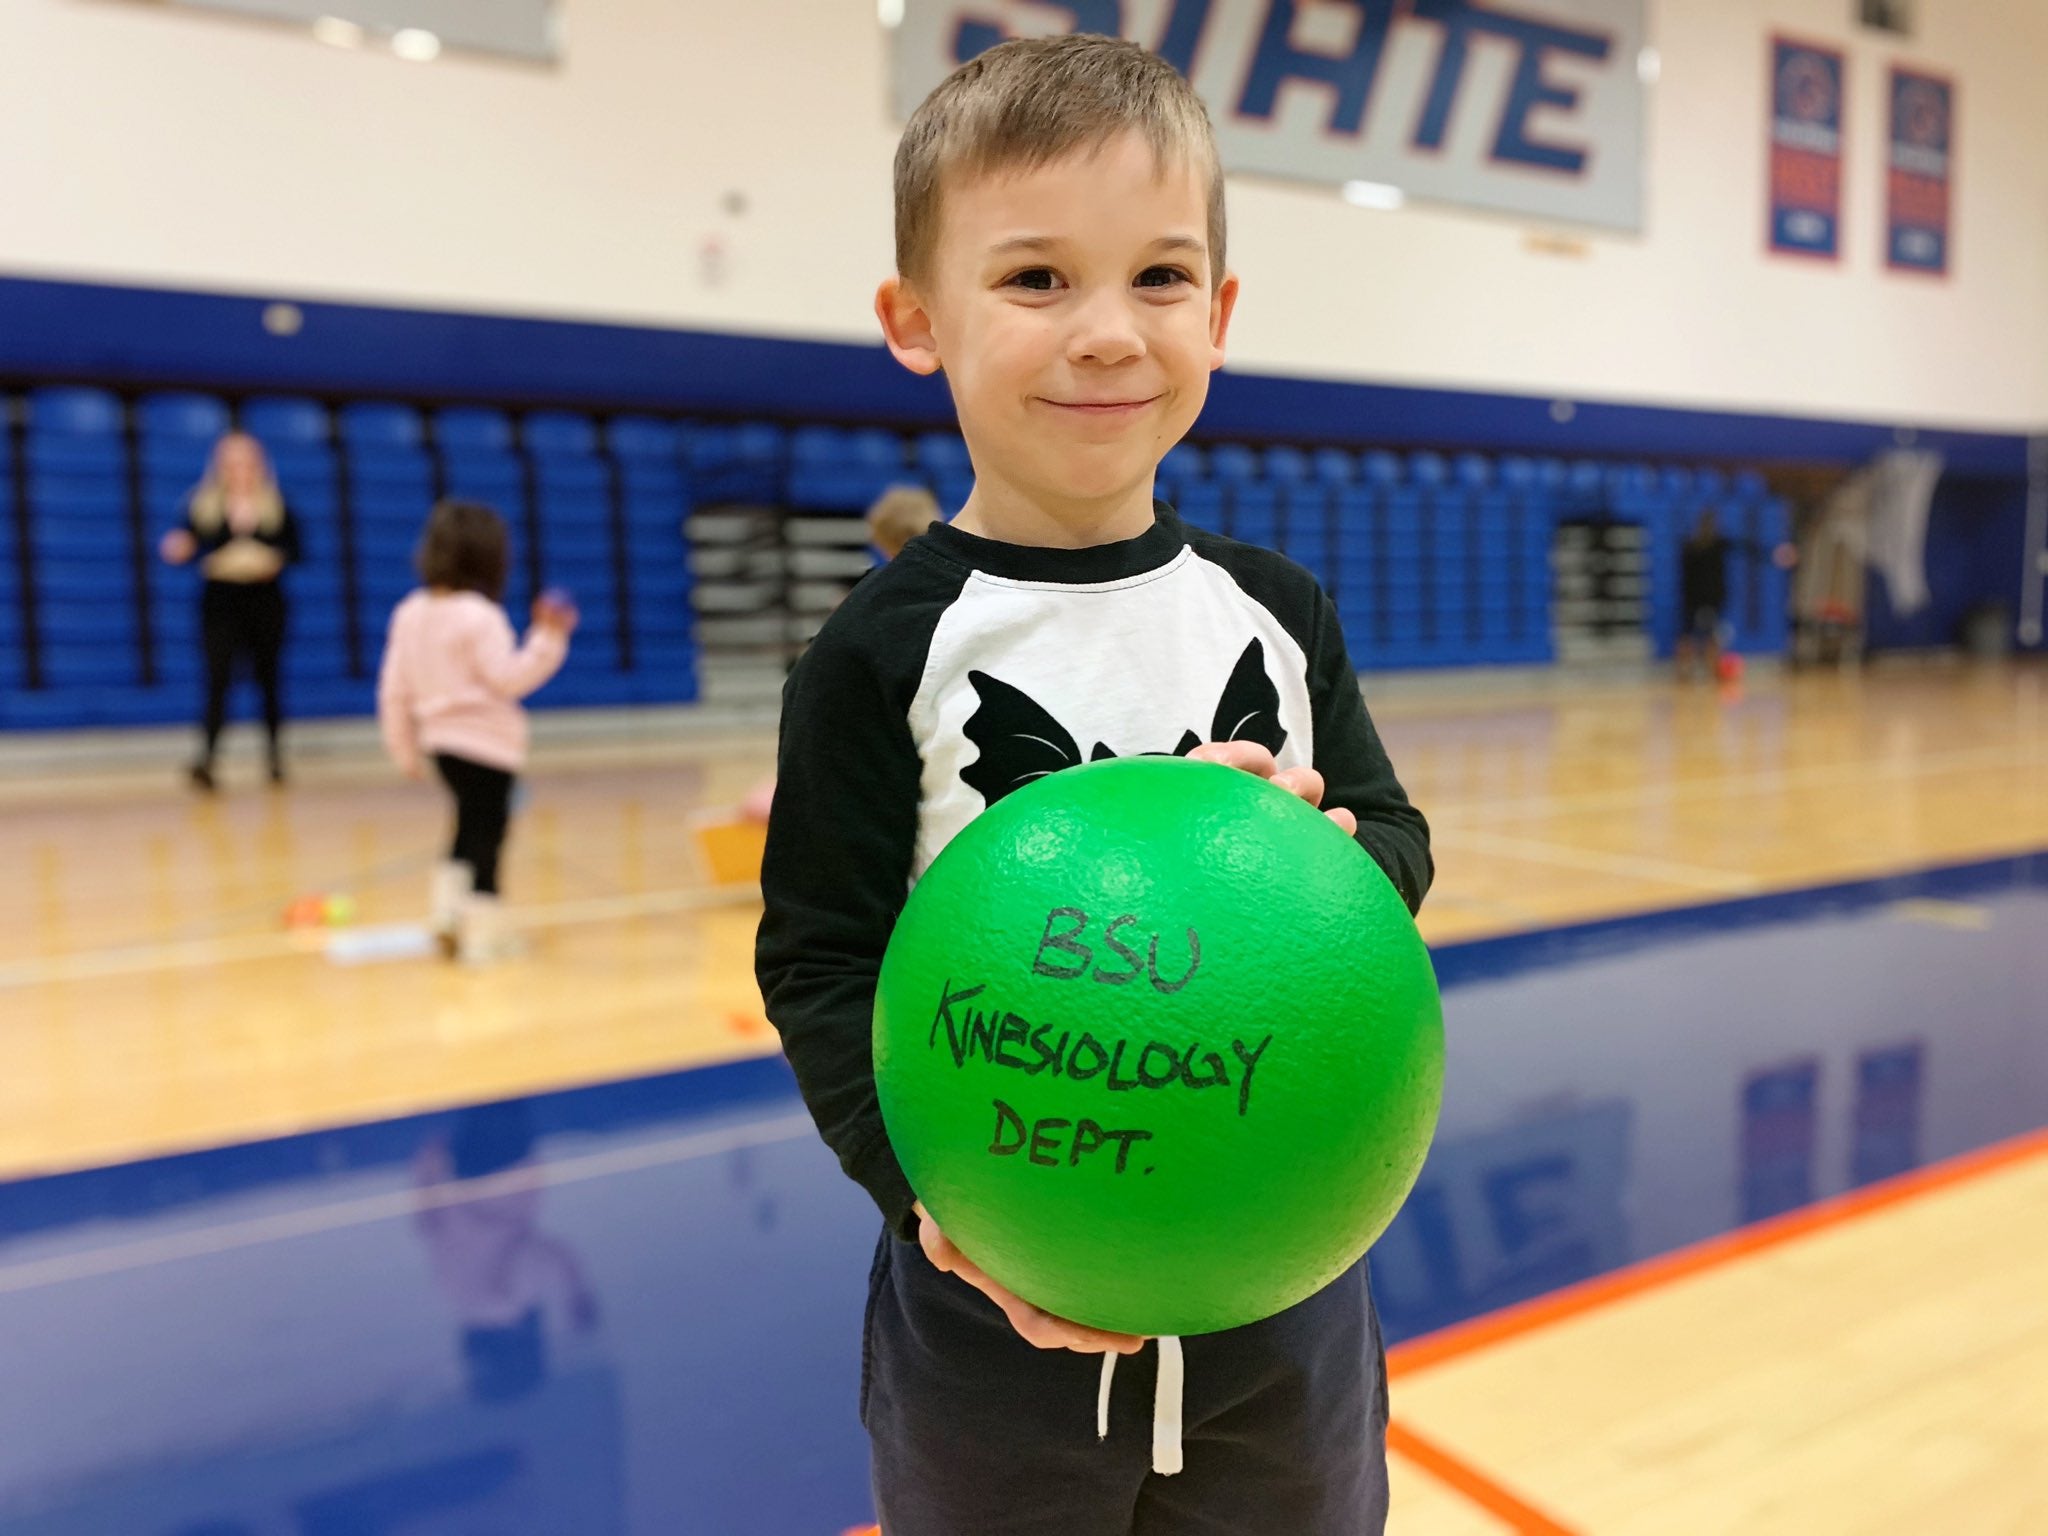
[692,582,781,614]
[788,548,877,579]
[690,547,787,579]
[784,516,873,546]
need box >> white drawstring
[1097,1337,1185,1476]
[1152,1336,1185,1475]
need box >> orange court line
[1388,1123,2048,1381]
[1385,1419,1582,1535]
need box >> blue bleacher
[244,397,337,511]
[331,402,420,692]
[1207,444,1259,483]
[25,390,140,701]
[525,410,629,702]
[1407,451,1447,489]
[1174,477,1225,535]
[340,396,431,664]
[914,432,971,479]
[914,432,974,514]
[786,425,908,512]
[1263,445,1309,483]
[1280,469,1332,588]
[343,403,434,564]
[1230,481,1281,547]
[1310,447,1355,487]
[557,412,695,704]
[1157,443,1205,511]
[688,421,784,505]
[3,381,1810,727]
[607,415,697,703]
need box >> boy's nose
[1065,292,1147,368]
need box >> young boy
[756,34,1431,1536]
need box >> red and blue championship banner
[1767,36,1845,260]
[1886,67,1954,276]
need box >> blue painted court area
[2,853,2044,1536]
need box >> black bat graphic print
[960,638,1288,807]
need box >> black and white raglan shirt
[754,504,1433,1241]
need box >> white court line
[0,1112,817,1296]
[1427,740,2046,825]
[0,932,321,989]
[0,883,761,991]
[1433,828,1764,894]
[5,740,2040,991]
[521,883,761,930]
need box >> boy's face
[878,131,1238,519]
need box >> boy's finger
[947,1251,1144,1355]
[1187,741,1277,777]
[1006,1302,1079,1351]
[1009,1301,1143,1355]
[1062,1320,1147,1355]
[1325,806,1358,836]
[1272,765,1326,805]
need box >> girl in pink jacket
[378,500,577,962]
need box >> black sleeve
[1304,588,1433,916]
[754,627,924,1240]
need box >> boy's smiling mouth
[1039,394,1163,415]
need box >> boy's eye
[1136,265,1193,289]
[1004,267,1062,292]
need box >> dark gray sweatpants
[863,1231,1390,1536]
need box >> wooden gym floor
[1,656,2044,1532]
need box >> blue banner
[1768,37,1844,260]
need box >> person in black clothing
[159,431,300,790]
[756,36,1430,1536]
[1677,508,1731,680]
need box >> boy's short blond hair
[866,483,941,559]
[893,33,1226,289]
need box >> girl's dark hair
[416,499,510,601]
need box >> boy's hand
[1187,741,1357,836]
[914,1202,1145,1355]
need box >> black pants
[434,753,515,895]
[200,581,287,764]
[864,1232,1390,1536]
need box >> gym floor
[1,659,2044,1533]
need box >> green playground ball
[875,755,1444,1337]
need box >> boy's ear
[876,276,942,375]
[1207,271,1241,373]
